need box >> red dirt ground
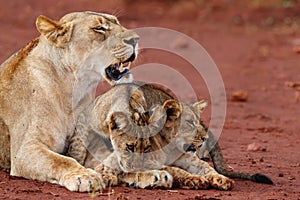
[0,0,300,199]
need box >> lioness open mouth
[105,53,136,81]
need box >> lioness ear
[109,112,131,134]
[162,99,182,128]
[36,15,73,48]
[192,100,207,113]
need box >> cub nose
[123,37,139,48]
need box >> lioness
[0,11,139,192]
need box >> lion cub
[68,82,234,190]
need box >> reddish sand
[0,0,299,199]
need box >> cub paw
[208,174,234,190]
[123,170,173,189]
[180,175,209,190]
[146,170,173,189]
[94,163,118,186]
[61,168,105,192]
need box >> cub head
[106,99,208,172]
[161,99,208,153]
[36,11,139,84]
[108,105,167,172]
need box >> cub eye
[201,136,207,142]
[186,120,196,127]
[144,145,152,153]
[126,144,135,152]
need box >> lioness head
[36,11,139,84]
[107,99,208,172]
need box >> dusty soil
[0,0,300,199]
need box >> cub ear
[109,112,131,134]
[129,89,147,113]
[146,105,166,132]
[36,15,73,48]
[192,100,207,113]
[162,99,182,128]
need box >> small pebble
[231,90,249,102]
[293,46,300,53]
[247,142,266,152]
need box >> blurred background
[1,0,299,101]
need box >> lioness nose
[123,37,139,48]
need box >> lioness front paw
[61,168,105,192]
[179,175,209,190]
[208,174,234,190]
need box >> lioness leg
[12,142,105,192]
[0,118,10,170]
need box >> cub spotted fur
[113,83,273,186]
[100,83,273,187]
[68,83,233,190]
[0,11,139,192]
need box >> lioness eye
[126,144,135,152]
[92,26,107,33]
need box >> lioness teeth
[127,62,131,70]
[106,61,132,81]
[119,63,124,72]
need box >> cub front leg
[94,162,119,186]
[173,153,234,190]
[66,128,87,165]
[162,166,209,189]
[98,152,173,189]
[205,172,234,191]
[11,143,105,192]
[94,162,173,189]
